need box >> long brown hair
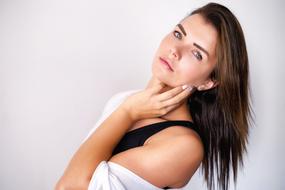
[186,3,253,190]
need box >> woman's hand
[121,77,195,121]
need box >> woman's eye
[173,30,182,39]
[193,51,203,61]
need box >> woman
[56,2,252,190]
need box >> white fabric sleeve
[87,161,165,190]
[82,89,141,144]
[87,161,127,190]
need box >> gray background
[0,0,284,189]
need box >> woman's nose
[169,47,180,60]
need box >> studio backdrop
[0,0,284,189]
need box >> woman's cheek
[180,57,197,74]
[179,60,201,83]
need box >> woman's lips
[159,57,174,71]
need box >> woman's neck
[157,85,193,122]
[160,100,193,122]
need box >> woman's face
[152,14,218,89]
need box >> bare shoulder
[155,128,205,187]
[109,126,204,188]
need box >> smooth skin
[56,13,218,189]
[55,78,198,189]
[152,14,218,89]
[109,77,204,188]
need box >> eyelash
[172,30,203,61]
[173,30,182,39]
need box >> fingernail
[182,85,188,90]
[186,85,193,91]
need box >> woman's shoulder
[110,121,204,189]
[146,126,204,188]
[145,119,202,146]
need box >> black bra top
[111,120,199,190]
[112,120,198,156]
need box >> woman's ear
[197,79,219,91]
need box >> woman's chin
[152,64,180,88]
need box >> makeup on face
[177,23,187,36]
[159,57,174,72]
[176,23,210,59]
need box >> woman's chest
[126,118,168,145]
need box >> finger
[157,85,185,102]
[162,86,194,106]
[161,102,182,115]
[150,81,167,94]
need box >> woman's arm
[55,77,193,190]
[55,104,135,190]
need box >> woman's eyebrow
[194,43,209,57]
[177,23,187,36]
[177,23,210,57]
